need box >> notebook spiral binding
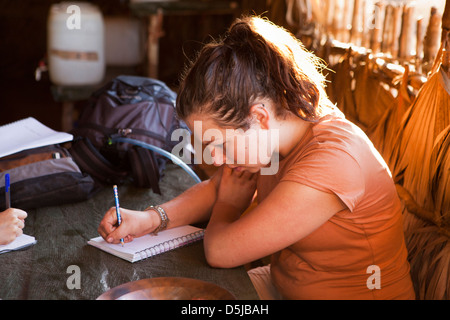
[136,230,204,260]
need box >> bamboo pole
[423,7,442,67]
[370,1,384,54]
[442,0,450,70]
[363,0,373,49]
[398,4,414,60]
[342,0,352,43]
[390,5,402,59]
[350,0,362,45]
[416,17,424,72]
[381,4,393,54]
[332,0,344,41]
[442,0,450,33]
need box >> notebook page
[0,234,37,254]
[0,117,73,158]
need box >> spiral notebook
[87,225,204,263]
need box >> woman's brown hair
[176,16,331,129]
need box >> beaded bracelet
[147,205,169,235]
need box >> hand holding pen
[98,204,163,245]
[1,174,27,245]
[113,185,124,246]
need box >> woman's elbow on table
[205,248,234,269]
[204,236,239,269]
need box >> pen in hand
[5,173,11,209]
[113,185,124,246]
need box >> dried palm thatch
[326,50,411,135]
[398,179,450,299]
[326,49,359,125]
[390,41,450,299]
[431,124,450,221]
[367,64,413,169]
[352,56,396,131]
[390,48,450,211]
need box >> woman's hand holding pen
[98,207,160,244]
[0,208,27,245]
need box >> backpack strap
[69,137,128,185]
[128,147,161,194]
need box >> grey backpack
[69,75,189,194]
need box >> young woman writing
[97,16,415,300]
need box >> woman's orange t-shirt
[257,114,415,300]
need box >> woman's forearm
[159,176,220,229]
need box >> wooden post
[381,4,393,54]
[147,8,164,79]
[416,17,424,72]
[350,0,361,45]
[398,4,414,60]
[342,0,351,43]
[442,0,450,34]
[390,5,402,59]
[442,0,450,70]
[424,7,442,66]
[332,0,344,42]
[370,1,384,54]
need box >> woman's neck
[276,116,312,158]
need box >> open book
[0,234,37,254]
[88,225,204,263]
[0,117,73,158]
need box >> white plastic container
[47,2,105,86]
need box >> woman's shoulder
[287,110,385,179]
[311,111,372,154]
[315,110,364,135]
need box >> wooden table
[0,164,258,300]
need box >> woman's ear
[249,104,270,130]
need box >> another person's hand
[97,207,158,244]
[0,208,27,245]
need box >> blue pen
[5,173,11,209]
[113,185,124,246]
